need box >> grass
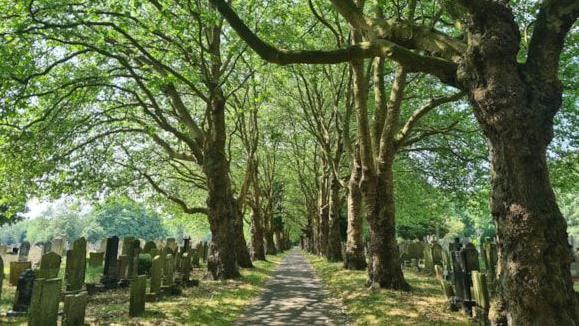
[305,252,470,326]
[0,253,286,325]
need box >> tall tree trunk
[344,151,366,270]
[327,171,343,261]
[318,172,329,256]
[367,155,408,290]
[250,207,266,260]
[275,230,283,252]
[205,89,240,280]
[234,204,253,268]
[264,212,277,255]
[458,4,579,324]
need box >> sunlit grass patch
[305,252,469,326]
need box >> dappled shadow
[236,248,342,325]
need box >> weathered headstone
[117,255,129,284]
[180,252,191,283]
[0,255,3,299]
[99,238,107,253]
[182,236,191,253]
[89,252,104,268]
[38,252,62,279]
[126,239,141,280]
[28,277,62,326]
[149,255,162,295]
[18,241,30,262]
[65,237,87,292]
[166,238,177,253]
[101,236,119,288]
[143,241,157,254]
[10,261,32,286]
[129,275,147,317]
[63,291,88,326]
[471,271,490,323]
[163,254,175,286]
[51,238,65,256]
[8,269,35,316]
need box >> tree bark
[344,150,366,270]
[204,89,240,280]
[326,171,343,261]
[457,3,579,324]
[250,206,266,260]
[234,203,253,268]
[318,171,330,256]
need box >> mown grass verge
[305,252,469,326]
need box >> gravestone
[89,252,104,268]
[163,254,175,286]
[18,241,30,262]
[481,238,498,287]
[41,241,52,255]
[182,236,191,253]
[63,291,88,326]
[28,277,62,326]
[143,241,157,254]
[10,261,32,286]
[166,238,177,253]
[99,239,107,253]
[65,237,87,292]
[149,255,162,295]
[180,252,192,283]
[129,275,147,317]
[0,256,3,299]
[101,236,119,288]
[51,238,65,256]
[126,239,140,280]
[38,252,62,279]
[8,269,35,316]
[471,271,490,323]
[117,255,129,285]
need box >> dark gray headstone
[101,236,119,288]
[10,269,35,314]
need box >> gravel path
[236,248,346,325]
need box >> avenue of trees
[0,0,577,325]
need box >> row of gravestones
[0,238,68,262]
[433,237,498,325]
[2,235,208,325]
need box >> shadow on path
[236,248,344,325]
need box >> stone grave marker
[10,261,32,286]
[0,255,4,299]
[28,277,62,326]
[143,241,157,254]
[8,269,35,316]
[101,236,119,288]
[18,241,30,262]
[117,255,129,285]
[89,252,104,268]
[166,238,177,253]
[38,252,62,279]
[129,275,147,317]
[163,254,175,287]
[149,255,162,295]
[180,252,191,283]
[51,238,65,256]
[65,237,87,292]
[471,271,490,323]
[63,291,88,326]
[99,238,107,253]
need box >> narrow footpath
[236,248,345,325]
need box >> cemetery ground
[0,254,285,325]
[305,253,469,325]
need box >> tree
[210,0,578,322]
[0,0,260,279]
